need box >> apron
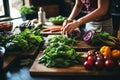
[84,18,113,35]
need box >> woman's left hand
[62,20,80,35]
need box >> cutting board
[3,46,38,69]
[29,52,120,76]
[46,35,100,51]
[74,40,100,50]
[5,46,38,56]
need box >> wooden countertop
[30,51,120,76]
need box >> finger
[62,27,67,35]
[62,27,65,35]
[62,30,67,35]
[65,31,68,37]
[64,27,70,35]
[62,30,64,35]
[62,24,68,34]
[63,20,67,27]
[69,28,73,34]
[63,22,73,34]
[65,25,72,34]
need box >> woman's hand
[62,20,80,35]
[63,19,73,27]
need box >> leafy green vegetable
[90,32,117,47]
[49,15,67,25]
[19,5,36,15]
[47,35,77,46]
[1,28,44,52]
[39,36,82,68]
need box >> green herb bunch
[0,28,44,52]
[39,35,83,68]
[19,5,36,15]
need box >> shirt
[81,0,111,21]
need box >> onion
[83,30,95,43]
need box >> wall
[29,0,71,18]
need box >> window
[0,0,24,19]
[0,0,5,16]
[9,0,24,18]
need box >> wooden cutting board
[74,40,100,50]
[5,46,38,56]
[29,52,120,76]
[3,46,38,69]
[46,35,100,51]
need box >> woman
[63,0,113,35]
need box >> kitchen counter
[1,18,120,80]
[2,47,120,80]
[1,48,120,80]
[2,42,120,80]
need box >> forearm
[68,0,83,21]
[77,0,110,25]
[77,9,105,25]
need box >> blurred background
[0,0,120,35]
